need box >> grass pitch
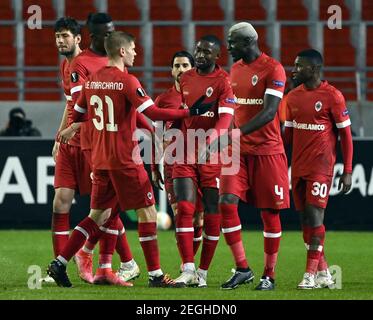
[0,230,372,300]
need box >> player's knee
[219,193,239,205]
[53,188,74,211]
[88,209,110,226]
[304,205,324,227]
[137,205,157,223]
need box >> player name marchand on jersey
[84,81,124,90]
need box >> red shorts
[172,163,221,189]
[90,165,155,211]
[292,175,333,211]
[164,163,204,212]
[220,153,290,210]
[54,143,91,195]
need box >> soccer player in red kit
[284,49,353,289]
[172,35,236,287]
[48,17,87,283]
[153,50,204,260]
[47,31,213,287]
[60,13,139,285]
[219,22,289,291]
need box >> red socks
[261,210,282,279]
[138,222,160,272]
[199,213,221,271]
[59,217,100,262]
[302,224,326,274]
[193,226,203,255]
[175,201,195,264]
[116,218,133,263]
[220,203,248,269]
[52,213,70,257]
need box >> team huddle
[46,13,353,291]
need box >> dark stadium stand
[24,26,60,100]
[192,0,224,20]
[108,0,141,21]
[151,0,181,20]
[281,26,309,66]
[65,0,96,21]
[0,0,14,19]
[277,0,308,20]
[234,0,266,21]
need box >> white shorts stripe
[70,85,82,95]
[74,226,89,239]
[222,225,241,233]
[74,104,86,114]
[176,227,194,233]
[53,231,70,235]
[265,88,283,99]
[203,234,220,241]
[137,99,154,113]
[139,235,157,242]
[218,107,234,115]
[263,231,282,238]
[99,226,119,235]
[193,236,203,242]
[336,118,351,128]
[284,120,293,128]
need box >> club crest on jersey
[136,87,146,97]
[315,101,323,112]
[252,75,258,86]
[71,72,79,83]
[147,192,153,200]
[206,87,214,97]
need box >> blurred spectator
[0,107,41,137]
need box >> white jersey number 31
[90,95,118,132]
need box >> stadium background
[0,0,372,230]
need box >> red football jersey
[60,58,80,147]
[69,49,109,150]
[230,53,286,155]
[285,81,351,177]
[74,66,156,170]
[180,65,235,133]
[154,85,183,131]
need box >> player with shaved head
[220,22,289,291]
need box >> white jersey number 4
[90,95,118,132]
[275,185,284,200]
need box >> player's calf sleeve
[98,221,119,269]
[138,222,160,272]
[175,201,195,264]
[318,249,329,271]
[305,224,326,274]
[52,212,70,258]
[116,218,133,263]
[220,203,248,269]
[193,226,203,256]
[261,210,282,278]
[199,213,221,271]
[58,217,100,263]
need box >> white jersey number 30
[90,95,118,132]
